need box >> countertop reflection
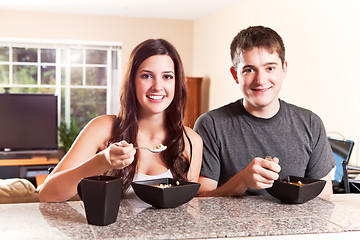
[0,194,359,239]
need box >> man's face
[231,47,287,117]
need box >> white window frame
[0,38,122,126]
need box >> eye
[242,68,254,75]
[163,74,174,80]
[267,66,276,72]
[140,73,152,79]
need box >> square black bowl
[131,178,200,208]
[266,176,326,204]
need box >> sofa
[0,178,39,204]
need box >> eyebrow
[139,70,152,73]
[242,62,279,69]
[264,62,279,66]
[242,65,254,69]
[140,69,175,74]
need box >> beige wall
[193,0,360,165]
[0,9,194,77]
[1,1,359,165]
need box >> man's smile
[252,87,272,92]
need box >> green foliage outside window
[0,44,118,152]
[58,118,81,152]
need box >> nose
[255,70,266,85]
[151,77,163,91]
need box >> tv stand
[0,156,59,187]
[0,154,32,159]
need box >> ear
[230,67,239,84]
[282,61,288,77]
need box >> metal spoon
[115,142,167,153]
[135,144,167,153]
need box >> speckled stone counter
[1,194,360,239]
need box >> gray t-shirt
[194,99,335,195]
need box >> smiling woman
[38,38,203,203]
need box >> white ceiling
[0,0,242,20]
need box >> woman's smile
[147,94,166,101]
[135,55,175,115]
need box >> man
[194,26,335,199]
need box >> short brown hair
[230,26,285,69]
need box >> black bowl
[266,176,326,204]
[131,178,200,208]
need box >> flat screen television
[0,93,58,158]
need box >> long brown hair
[106,39,189,194]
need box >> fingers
[252,168,276,184]
[112,158,133,169]
[115,140,132,148]
[253,179,274,189]
[111,141,135,159]
[261,157,281,174]
[104,141,136,169]
[110,154,135,169]
[244,157,281,189]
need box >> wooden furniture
[35,174,49,186]
[0,156,59,166]
[0,157,59,186]
[0,194,360,239]
[184,77,203,128]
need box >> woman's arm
[38,115,135,202]
[184,127,203,183]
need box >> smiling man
[194,26,335,199]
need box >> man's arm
[197,157,281,197]
[197,176,220,197]
[318,173,333,201]
[197,175,248,197]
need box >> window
[0,39,122,129]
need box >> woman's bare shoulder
[86,115,116,130]
[184,126,203,182]
[89,114,117,124]
[55,115,118,170]
[79,115,117,143]
[184,126,203,146]
[184,126,202,141]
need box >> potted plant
[58,118,81,153]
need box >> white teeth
[148,95,164,100]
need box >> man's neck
[243,99,280,119]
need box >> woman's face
[135,55,175,117]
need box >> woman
[39,39,203,202]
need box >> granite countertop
[0,194,360,239]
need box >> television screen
[0,93,58,155]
